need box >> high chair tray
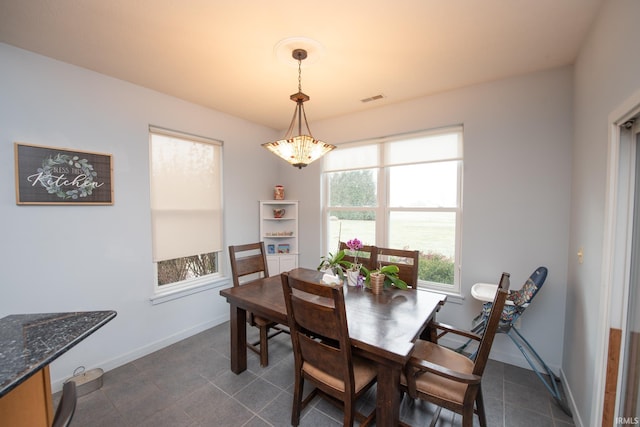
[471,283,515,305]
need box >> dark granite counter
[0,310,116,397]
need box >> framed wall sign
[14,143,114,205]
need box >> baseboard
[50,313,228,392]
[559,367,583,427]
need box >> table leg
[376,362,401,426]
[229,303,247,374]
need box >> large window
[322,126,462,293]
[149,126,223,294]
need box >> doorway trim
[595,88,640,425]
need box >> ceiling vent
[360,94,385,103]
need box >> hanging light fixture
[262,48,335,169]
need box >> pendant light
[262,48,335,169]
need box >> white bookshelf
[259,200,298,274]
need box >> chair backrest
[375,247,420,288]
[339,241,378,271]
[228,242,270,287]
[508,266,547,306]
[280,271,356,394]
[472,272,510,376]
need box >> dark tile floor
[58,322,575,426]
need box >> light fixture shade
[262,135,335,169]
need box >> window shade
[323,126,463,171]
[149,127,223,262]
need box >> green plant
[418,252,454,285]
[317,249,351,280]
[361,264,408,290]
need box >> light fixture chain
[297,57,302,92]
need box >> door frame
[596,88,640,424]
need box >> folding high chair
[467,267,571,416]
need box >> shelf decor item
[278,244,290,253]
[273,208,286,218]
[274,185,284,200]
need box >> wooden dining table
[219,267,446,426]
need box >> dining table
[219,267,446,426]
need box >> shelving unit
[259,200,298,274]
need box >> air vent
[360,94,385,103]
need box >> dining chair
[375,246,420,288]
[339,241,378,271]
[52,380,77,427]
[228,242,287,367]
[280,271,377,427]
[401,272,510,427]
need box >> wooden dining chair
[401,272,511,427]
[228,242,287,367]
[338,241,378,271]
[375,246,420,288]
[280,272,377,427]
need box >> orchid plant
[345,238,363,270]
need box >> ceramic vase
[347,269,360,287]
[274,185,284,200]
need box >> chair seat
[401,340,474,405]
[303,356,377,393]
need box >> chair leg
[260,325,269,367]
[475,388,487,427]
[291,376,304,426]
[343,398,354,427]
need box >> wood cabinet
[0,366,53,427]
[260,200,298,274]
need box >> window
[149,126,223,295]
[322,126,463,293]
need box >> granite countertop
[0,310,116,397]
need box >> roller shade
[149,127,223,262]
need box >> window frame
[321,126,463,295]
[148,126,226,303]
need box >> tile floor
[59,322,575,426]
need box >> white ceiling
[0,0,603,130]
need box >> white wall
[284,67,573,374]
[0,38,578,407]
[567,1,640,425]
[0,42,281,389]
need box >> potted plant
[362,264,408,293]
[344,238,364,287]
[317,249,350,281]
